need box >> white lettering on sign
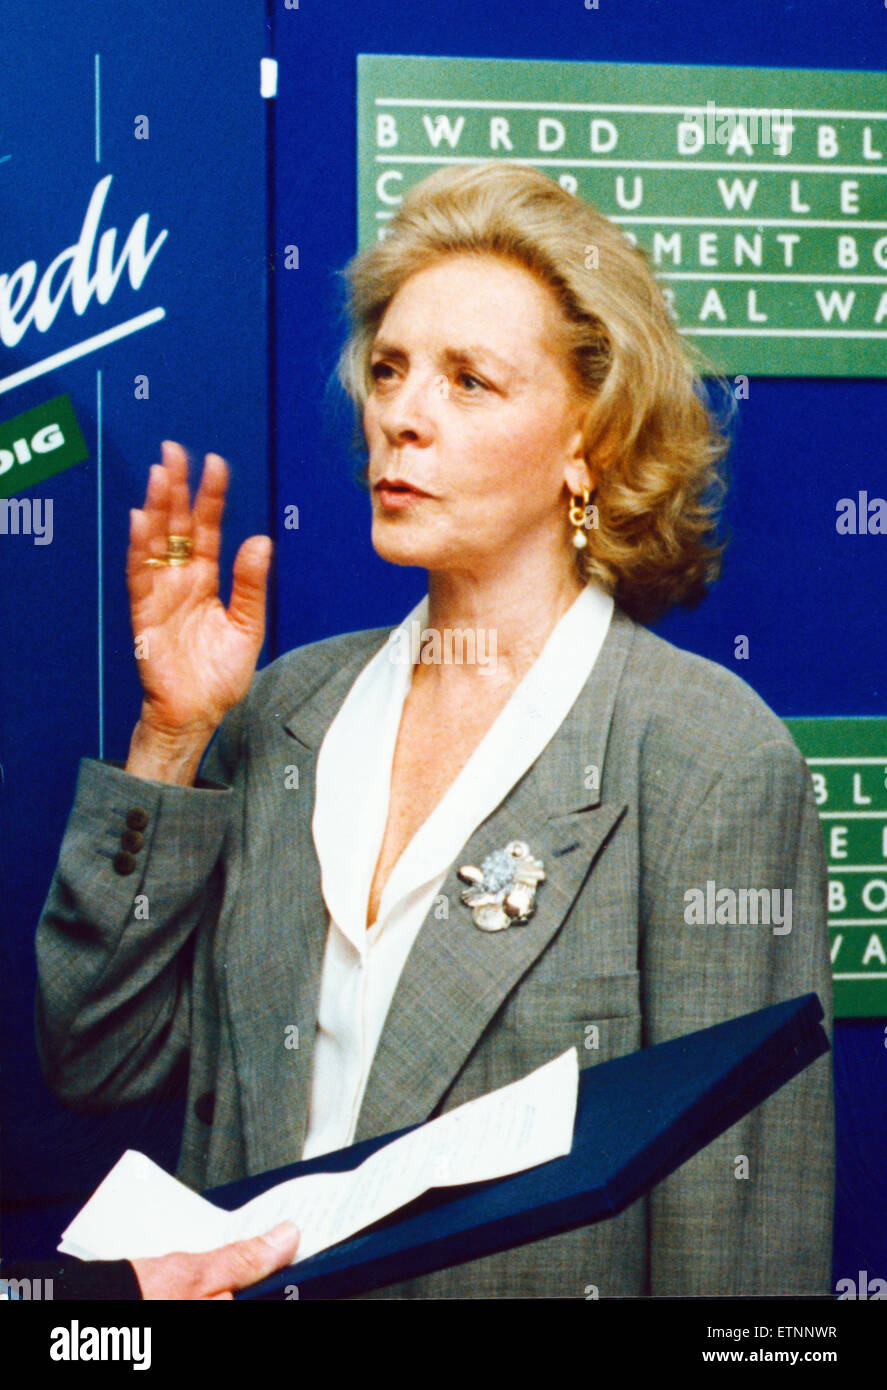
[0,423,65,476]
[0,175,166,347]
[0,175,167,394]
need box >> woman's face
[363,253,593,578]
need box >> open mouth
[374,478,433,502]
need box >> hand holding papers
[59,1048,579,1264]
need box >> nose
[375,370,439,448]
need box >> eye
[456,371,488,393]
[370,361,397,384]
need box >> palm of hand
[127,442,271,736]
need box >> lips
[375,478,432,497]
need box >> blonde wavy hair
[337,162,732,623]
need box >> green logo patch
[0,394,89,499]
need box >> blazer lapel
[353,607,635,1142]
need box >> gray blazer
[34,606,835,1297]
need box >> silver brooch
[457,840,546,933]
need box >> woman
[35,163,834,1298]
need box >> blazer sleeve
[640,737,835,1296]
[34,695,249,1112]
[1,1257,143,1300]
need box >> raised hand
[124,441,272,784]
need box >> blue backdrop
[0,0,269,1228]
[1,0,884,1290]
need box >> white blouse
[301,581,615,1158]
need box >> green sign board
[785,718,887,1018]
[358,54,887,378]
[0,393,88,499]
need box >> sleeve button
[113,850,137,876]
[126,808,149,831]
[121,829,144,853]
[194,1091,216,1125]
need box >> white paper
[58,1047,578,1264]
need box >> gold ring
[146,534,194,567]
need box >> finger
[137,446,170,513]
[126,508,155,606]
[143,463,172,560]
[207,1292,234,1301]
[227,535,272,638]
[161,440,192,537]
[197,1222,300,1297]
[191,453,229,562]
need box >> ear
[563,421,596,497]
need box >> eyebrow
[369,339,516,378]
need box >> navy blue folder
[209,992,828,1299]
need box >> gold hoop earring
[568,489,591,550]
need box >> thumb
[227,535,272,637]
[202,1221,301,1296]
